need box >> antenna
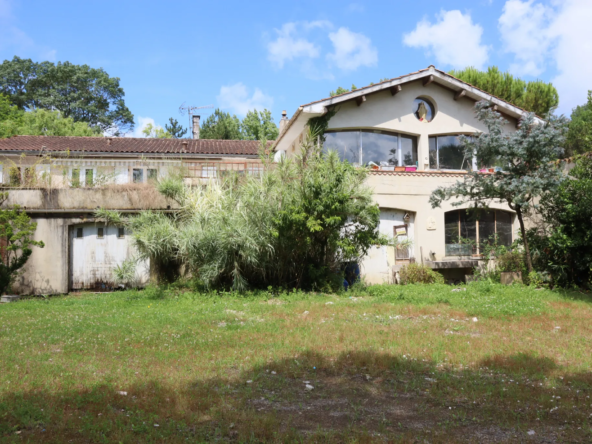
[179,103,214,131]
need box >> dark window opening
[97,227,104,239]
[132,168,143,183]
[445,209,513,256]
[76,228,83,238]
[118,227,125,238]
[429,135,473,171]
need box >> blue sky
[1,0,591,136]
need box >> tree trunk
[515,205,533,274]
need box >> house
[274,66,536,283]
[0,116,265,294]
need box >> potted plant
[395,166,406,172]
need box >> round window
[413,98,435,123]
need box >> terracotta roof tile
[0,136,265,156]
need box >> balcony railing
[184,162,265,179]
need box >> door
[70,223,143,291]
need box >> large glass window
[324,130,417,167]
[429,135,473,170]
[444,209,513,256]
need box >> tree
[0,56,134,134]
[200,108,243,140]
[565,91,592,157]
[241,109,279,141]
[0,197,45,295]
[14,109,101,137]
[97,129,382,291]
[449,66,559,116]
[429,102,568,273]
[528,155,592,287]
[0,94,23,138]
[164,118,187,139]
[141,123,172,139]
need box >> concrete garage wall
[4,187,175,295]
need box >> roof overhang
[274,66,543,150]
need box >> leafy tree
[0,197,45,295]
[97,129,382,291]
[241,109,279,141]
[200,108,243,140]
[449,66,559,116]
[0,56,134,134]
[164,118,187,139]
[15,109,101,137]
[141,123,172,139]
[528,155,592,287]
[430,102,568,273]
[565,91,592,157]
[0,94,23,138]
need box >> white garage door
[69,223,148,291]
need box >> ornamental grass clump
[98,129,383,291]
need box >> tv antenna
[179,103,214,130]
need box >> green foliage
[329,86,350,97]
[164,118,187,139]
[141,123,172,139]
[200,108,243,140]
[0,204,44,294]
[14,109,101,137]
[565,91,592,157]
[241,109,279,141]
[112,258,139,289]
[398,263,444,285]
[430,102,568,273]
[97,130,381,291]
[0,93,22,138]
[449,66,559,116]
[528,155,592,287]
[0,56,134,134]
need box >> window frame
[429,135,477,171]
[444,209,513,256]
[324,129,418,167]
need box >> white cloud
[326,27,378,71]
[0,0,56,60]
[496,0,592,115]
[498,0,553,76]
[403,10,489,70]
[217,83,274,116]
[125,116,162,138]
[267,22,321,69]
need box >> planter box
[1,295,20,303]
[381,166,395,171]
[394,166,406,172]
[501,272,522,285]
[405,166,417,172]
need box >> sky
[1,0,591,136]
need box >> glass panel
[400,135,417,166]
[413,98,434,122]
[445,211,459,245]
[147,169,157,181]
[478,210,496,248]
[361,132,398,166]
[459,210,477,254]
[85,169,94,186]
[437,136,466,170]
[429,137,438,169]
[202,166,217,178]
[132,168,143,183]
[323,131,360,165]
[496,211,513,246]
[71,168,80,187]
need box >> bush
[398,263,445,285]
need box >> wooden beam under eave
[454,89,466,101]
[423,75,434,87]
[356,95,367,107]
[390,85,402,96]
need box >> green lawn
[1,283,591,443]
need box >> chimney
[279,110,289,134]
[192,115,200,140]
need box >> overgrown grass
[1,283,591,443]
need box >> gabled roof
[0,136,265,157]
[274,66,540,149]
